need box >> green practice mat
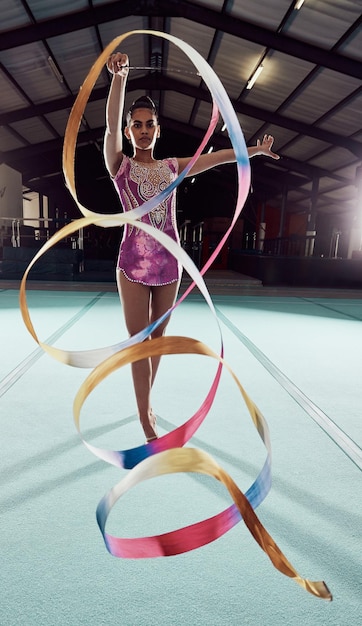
[1,287,361,625]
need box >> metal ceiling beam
[1,117,354,189]
[1,74,361,159]
[0,75,157,126]
[0,0,360,79]
[145,75,362,158]
[0,89,109,125]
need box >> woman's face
[125,108,160,151]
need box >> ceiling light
[47,56,63,83]
[221,123,227,132]
[246,65,264,90]
[295,0,305,9]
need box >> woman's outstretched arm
[178,134,280,176]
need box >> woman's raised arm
[103,53,129,177]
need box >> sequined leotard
[113,156,181,286]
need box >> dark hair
[126,96,158,125]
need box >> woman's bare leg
[117,272,180,439]
[116,271,156,440]
[149,280,180,386]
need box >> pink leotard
[113,156,182,286]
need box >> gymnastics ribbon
[19,30,331,600]
[75,337,330,600]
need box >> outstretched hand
[107,52,129,78]
[257,134,280,160]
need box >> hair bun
[130,96,157,112]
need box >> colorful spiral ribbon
[19,30,331,601]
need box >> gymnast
[104,52,279,443]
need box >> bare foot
[141,410,158,442]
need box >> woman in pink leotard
[104,52,279,443]
[113,154,181,286]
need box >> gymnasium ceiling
[0,0,361,222]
